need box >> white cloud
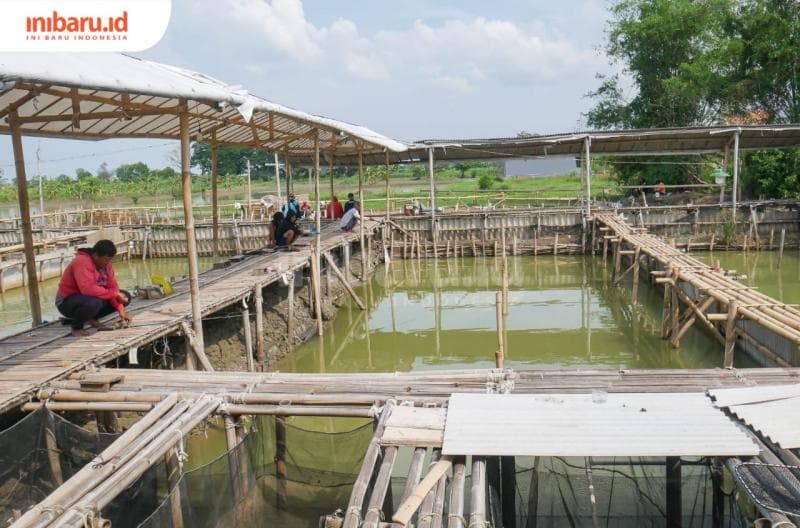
[214,0,596,91]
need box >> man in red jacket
[56,240,132,336]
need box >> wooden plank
[381,427,443,447]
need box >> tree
[116,162,150,182]
[587,0,735,130]
[75,168,93,180]
[97,162,113,181]
[191,143,275,179]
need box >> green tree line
[587,0,800,197]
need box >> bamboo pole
[428,147,437,252]
[179,103,205,354]
[211,133,219,258]
[224,415,242,501]
[15,394,182,528]
[254,286,265,368]
[724,301,739,368]
[344,401,395,528]
[180,320,213,371]
[313,129,324,336]
[358,147,367,282]
[631,247,641,304]
[275,415,288,509]
[525,457,540,528]
[401,447,427,504]
[496,292,505,369]
[448,456,467,528]
[385,151,391,222]
[164,446,184,528]
[8,110,42,326]
[363,446,399,528]
[469,458,487,528]
[392,455,453,526]
[49,397,219,528]
[324,252,366,309]
[287,272,295,341]
[502,257,509,315]
[44,411,64,486]
[779,228,786,268]
[242,305,254,371]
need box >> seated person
[344,192,359,213]
[282,194,300,217]
[300,200,313,219]
[55,240,132,336]
[326,195,344,219]
[267,211,284,248]
[276,210,303,248]
[340,204,360,232]
[654,180,667,200]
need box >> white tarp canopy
[0,52,408,159]
[442,392,759,457]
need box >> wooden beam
[180,103,206,356]
[324,253,365,310]
[8,110,42,326]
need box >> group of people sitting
[267,192,362,249]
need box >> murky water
[280,254,779,373]
[703,251,800,304]
[0,257,216,338]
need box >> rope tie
[419,512,442,522]
[467,518,492,528]
[345,506,362,524]
[37,505,65,517]
[173,428,189,469]
[448,514,468,527]
[75,504,99,528]
[368,403,382,418]
[365,507,384,521]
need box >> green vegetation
[588,0,800,197]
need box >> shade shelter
[0,52,407,354]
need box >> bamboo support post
[344,402,395,528]
[358,148,367,281]
[164,446,184,528]
[363,446,399,528]
[180,321,213,371]
[495,292,505,369]
[469,458,487,528]
[779,228,786,268]
[724,301,739,368]
[179,104,205,354]
[9,110,42,326]
[224,415,243,501]
[502,257,509,315]
[631,247,641,304]
[311,247,324,336]
[254,287,265,368]
[287,272,295,341]
[275,415,288,509]
[242,305,254,371]
[45,412,64,487]
[448,456,467,528]
[400,447,427,504]
[324,252,366,310]
[211,136,219,257]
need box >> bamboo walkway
[593,211,800,368]
[0,221,377,415]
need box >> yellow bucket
[150,274,174,295]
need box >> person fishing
[276,209,303,249]
[55,239,132,336]
[268,211,284,248]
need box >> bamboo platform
[0,220,378,416]
[593,211,800,368]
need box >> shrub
[478,174,493,190]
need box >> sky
[0,0,615,179]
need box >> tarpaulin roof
[0,52,408,160]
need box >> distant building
[504,156,577,178]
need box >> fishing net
[135,415,374,528]
[0,407,161,526]
[732,462,800,518]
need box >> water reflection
[282,255,742,373]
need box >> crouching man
[56,240,133,336]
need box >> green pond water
[280,254,800,373]
[0,257,216,339]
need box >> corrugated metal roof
[441,393,759,457]
[0,53,408,160]
[709,384,800,407]
[348,125,800,165]
[709,384,800,449]
[726,397,800,449]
